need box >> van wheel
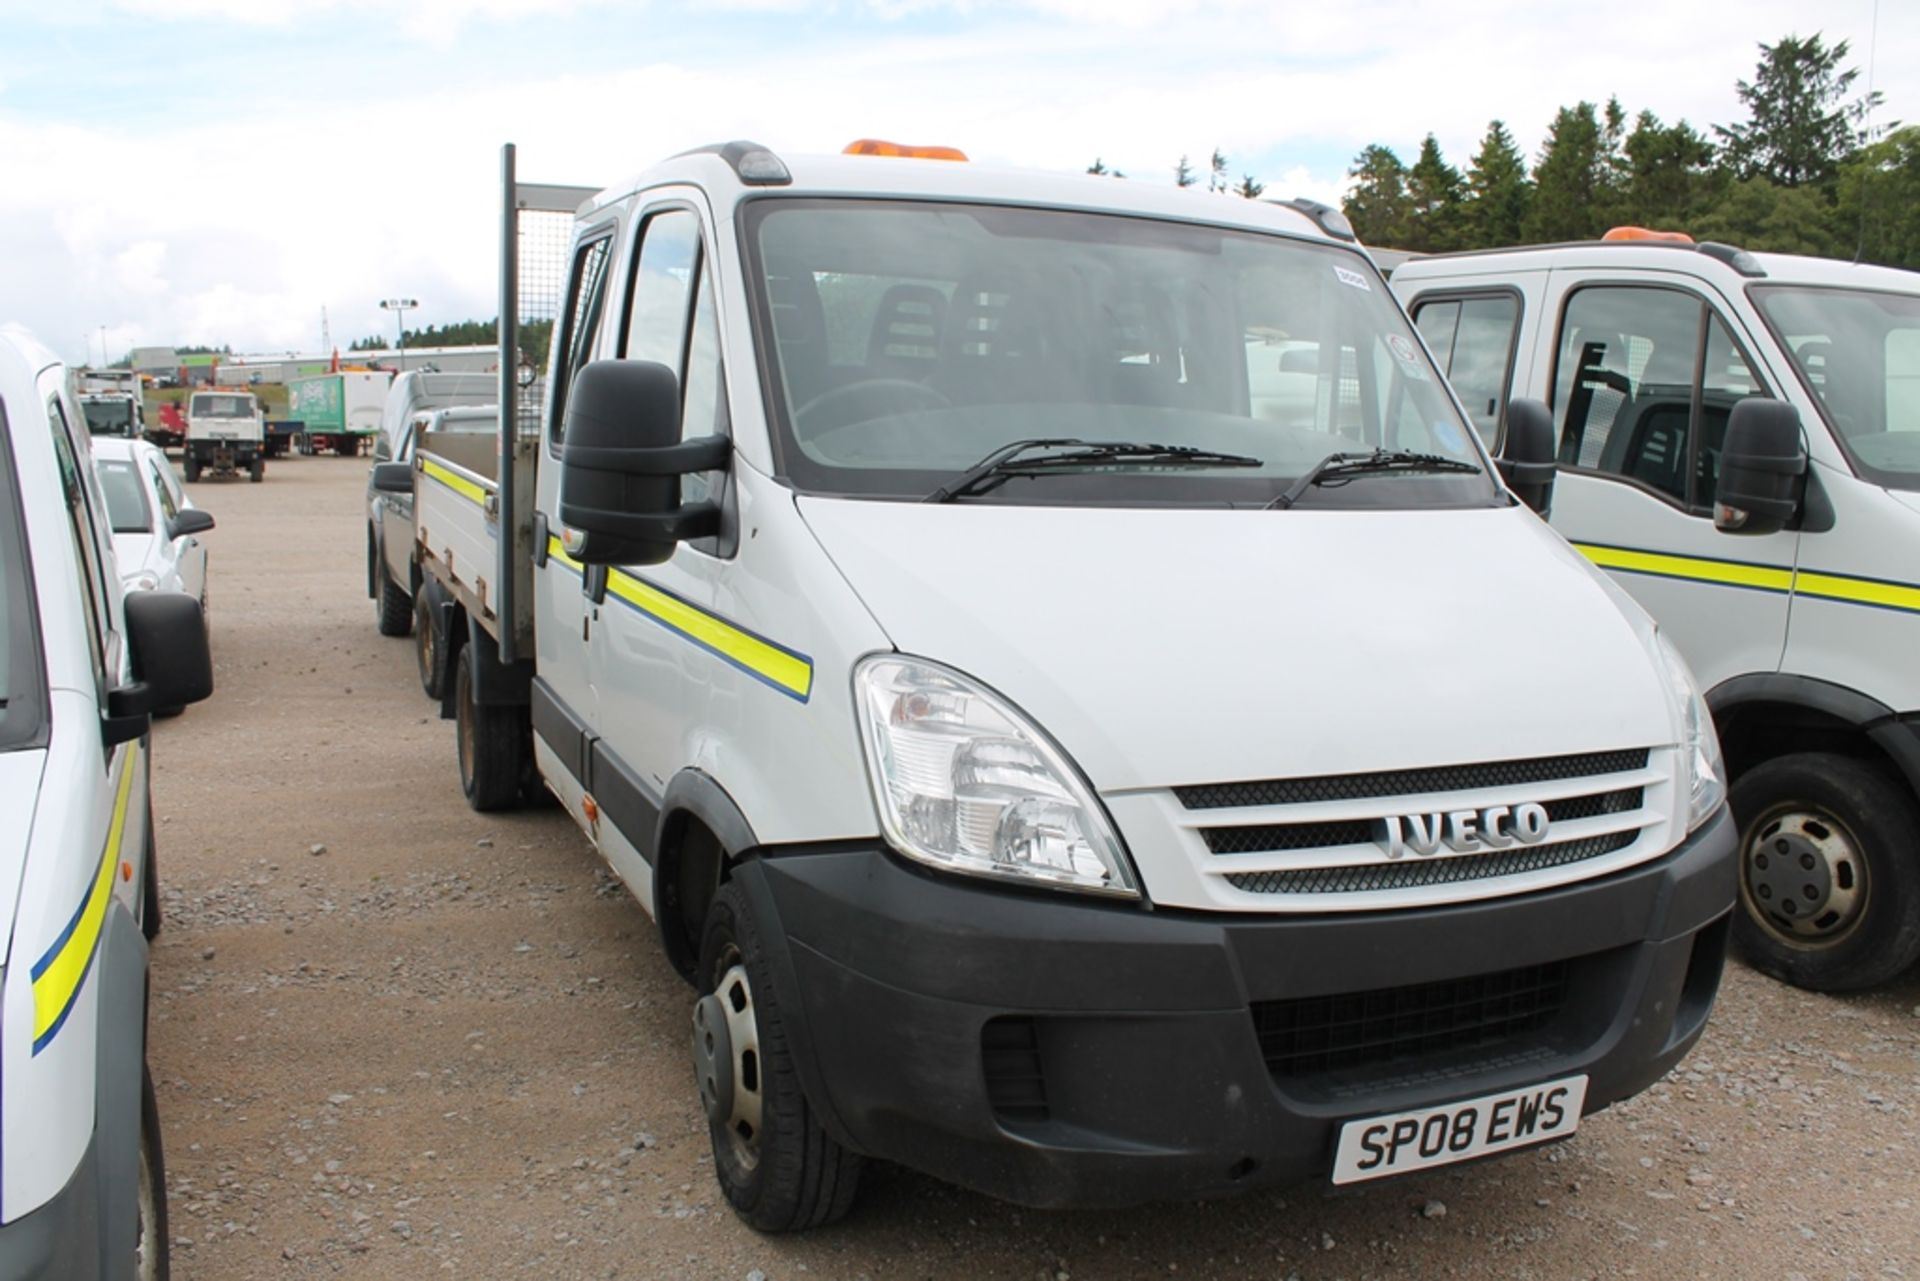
[415,591,447,699]
[1731,752,1920,991]
[248,456,265,483]
[137,1064,171,1281]
[695,883,861,1232]
[454,646,527,812]
[375,558,412,638]
[182,454,201,483]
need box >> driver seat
[865,284,948,381]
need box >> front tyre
[454,645,527,812]
[182,453,201,483]
[138,1064,171,1280]
[695,883,861,1232]
[374,554,412,638]
[248,455,265,483]
[1731,752,1920,991]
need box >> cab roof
[1397,238,1920,294]
[587,143,1344,247]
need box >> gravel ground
[150,455,1920,1280]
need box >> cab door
[582,197,731,889]
[1535,271,1796,687]
[531,223,619,814]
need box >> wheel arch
[653,769,760,983]
[1709,673,1920,801]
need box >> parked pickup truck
[378,142,1736,1230]
[1394,232,1920,992]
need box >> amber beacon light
[843,139,970,161]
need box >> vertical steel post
[497,143,520,665]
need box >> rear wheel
[454,645,528,812]
[137,1065,171,1280]
[182,453,201,482]
[1731,752,1920,991]
[248,456,264,483]
[695,883,862,1232]
[414,587,447,699]
[374,554,411,637]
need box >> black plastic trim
[657,768,760,861]
[590,738,662,865]
[530,676,589,787]
[1709,672,1920,800]
[462,616,533,706]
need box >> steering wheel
[794,379,951,430]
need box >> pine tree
[1208,148,1228,192]
[1526,102,1605,242]
[1342,145,1414,247]
[1087,158,1109,175]
[1406,134,1466,251]
[1174,155,1197,187]
[1234,174,1266,199]
[1462,120,1531,247]
[1837,125,1920,266]
[1622,111,1717,228]
[1715,33,1878,188]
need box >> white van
[399,144,1736,1228]
[1393,234,1920,991]
[0,328,213,1277]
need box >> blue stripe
[602,582,812,705]
[1600,564,1793,599]
[30,886,94,982]
[31,940,101,1056]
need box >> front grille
[1176,749,1649,811]
[1224,830,1636,894]
[1203,787,1645,856]
[981,1017,1048,1123]
[1253,961,1571,1081]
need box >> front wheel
[1730,752,1920,991]
[248,456,265,483]
[182,453,201,483]
[138,1065,171,1280]
[695,883,862,1232]
[454,645,527,812]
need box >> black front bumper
[735,806,1737,1209]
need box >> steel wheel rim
[696,949,764,1172]
[1740,802,1869,948]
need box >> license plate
[1331,1074,1588,1184]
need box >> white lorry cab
[182,389,264,483]
[391,144,1737,1228]
[1392,234,1920,992]
[0,329,213,1277]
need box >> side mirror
[557,360,729,566]
[104,592,213,745]
[1498,398,1556,517]
[371,461,415,495]
[1714,400,1805,535]
[171,508,215,537]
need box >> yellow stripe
[33,743,139,1046]
[606,570,813,700]
[1794,570,1920,614]
[421,458,488,506]
[546,535,584,573]
[1573,543,1794,594]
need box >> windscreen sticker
[1386,333,1430,380]
[1334,265,1372,292]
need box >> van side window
[623,210,700,367]
[548,233,614,449]
[679,266,729,509]
[47,401,110,687]
[146,459,180,523]
[1552,287,1768,511]
[1414,295,1518,445]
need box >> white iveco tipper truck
[382,141,1737,1230]
[183,389,264,482]
[1394,231,1920,992]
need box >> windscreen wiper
[926,438,1263,503]
[1266,448,1482,509]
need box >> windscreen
[82,398,134,434]
[191,394,256,419]
[1754,285,1920,490]
[744,200,1492,507]
[96,460,152,533]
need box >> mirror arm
[567,500,721,550]
[562,434,729,477]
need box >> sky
[2,0,1912,367]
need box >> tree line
[1095,34,1918,270]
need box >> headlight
[854,655,1139,898]
[1654,632,1725,830]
